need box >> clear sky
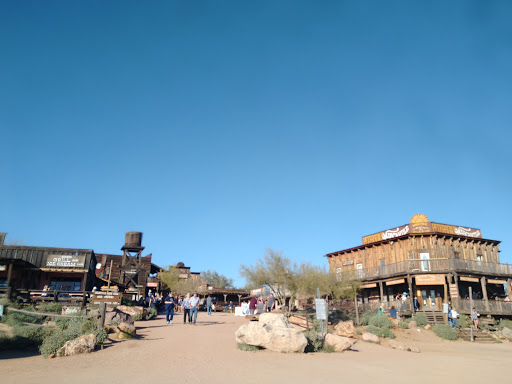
[1,1,511,288]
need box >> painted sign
[146,282,158,287]
[315,299,327,320]
[363,225,410,245]
[92,291,121,306]
[342,260,354,266]
[459,276,479,283]
[45,254,86,268]
[487,279,507,285]
[361,283,377,289]
[386,278,405,286]
[449,284,459,298]
[431,223,481,238]
[415,274,445,285]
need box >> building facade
[326,214,512,318]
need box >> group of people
[161,292,201,325]
[247,293,276,315]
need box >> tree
[240,248,299,313]
[201,269,234,288]
[159,266,202,295]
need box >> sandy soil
[1,312,511,384]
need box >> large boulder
[408,320,418,328]
[106,307,134,326]
[501,327,512,340]
[388,340,421,353]
[325,333,356,352]
[235,321,307,353]
[56,334,96,357]
[258,313,290,328]
[362,332,380,343]
[117,305,148,319]
[288,315,310,331]
[334,320,356,338]
[118,321,136,336]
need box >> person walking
[164,293,175,324]
[189,293,200,325]
[182,293,191,324]
[249,296,257,315]
[206,295,213,316]
[256,296,265,315]
[471,307,479,329]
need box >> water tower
[120,232,146,289]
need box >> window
[380,260,386,275]
[357,264,363,278]
[336,267,342,281]
[420,253,430,271]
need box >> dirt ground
[1,312,511,384]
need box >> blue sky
[1,1,511,288]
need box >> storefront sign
[459,276,479,283]
[488,279,507,285]
[431,223,481,239]
[342,260,354,266]
[386,278,405,286]
[146,282,158,287]
[415,274,445,285]
[92,291,121,306]
[449,284,459,298]
[45,254,86,268]
[361,283,377,289]
[362,225,410,245]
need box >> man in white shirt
[189,293,200,325]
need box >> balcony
[338,258,512,282]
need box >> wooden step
[458,328,497,343]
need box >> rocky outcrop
[362,332,380,343]
[235,314,307,353]
[324,334,356,352]
[388,340,421,353]
[56,334,96,357]
[106,307,134,326]
[116,305,148,319]
[334,320,356,338]
[501,327,512,340]
[424,324,432,330]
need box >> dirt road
[1,312,510,384]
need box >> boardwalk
[1,312,511,384]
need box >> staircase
[423,311,445,324]
[457,328,496,343]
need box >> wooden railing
[338,259,512,281]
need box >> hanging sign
[386,278,405,286]
[449,284,459,298]
[460,276,479,283]
[415,274,445,285]
[361,283,377,289]
[488,279,507,285]
[45,254,86,268]
[92,291,121,306]
[342,260,354,266]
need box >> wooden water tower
[120,232,146,289]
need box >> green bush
[3,311,44,326]
[432,324,458,340]
[38,302,63,313]
[356,329,362,335]
[398,321,409,329]
[370,316,394,329]
[304,330,324,352]
[360,312,378,326]
[413,313,428,326]
[121,298,134,306]
[365,325,381,336]
[458,314,471,328]
[237,342,261,351]
[498,319,512,331]
[380,326,396,339]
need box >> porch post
[407,275,415,315]
[6,263,13,299]
[379,281,384,304]
[443,275,449,324]
[481,276,490,312]
[507,278,512,299]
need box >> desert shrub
[356,329,362,335]
[321,343,336,353]
[3,311,44,326]
[398,321,408,329]
[380,326,396,339]
[237,343,261,351]
[145,308,157,320]
[132,314,143,321]
[94,327,108,345]
[457,314,470,328]
[304,330,324,352]
[360,312,378,326]
[365,325,381,336]
[38,302,63,313]
[413,313,428,326]
[370,316,394,329]
[498,319,512,331]
[432,324,458,340]
[121,298,134,306]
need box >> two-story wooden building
[326,214,512,319]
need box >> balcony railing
[338,258,512,281]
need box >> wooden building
[326,214,512,319]
[0,233,97,299]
